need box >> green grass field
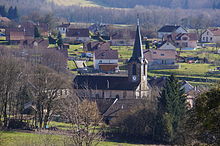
[0,131,145,146]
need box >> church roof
[73,75,139,91]
[129,18,143,62]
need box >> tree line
[0,5,19,20]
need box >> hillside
[49,0,220,9]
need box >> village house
[94,49,119,72]
[201,28,220,43]
[157,25,187,39]
[56,23,70,35]
[83,41,110,52]
[109,29,136,46]
[5,27,25,44]
[144,49,178,70]
[156,41,176,50]
[65,28,90,43]
[20,39,49,49]
[164,33,198,49]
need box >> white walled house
[158,25,187,39]
[201,28,220,43]
[94,49,118,72]
[56,23,70,35]
[66,28,90,43]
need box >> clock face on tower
[132,75,137,81]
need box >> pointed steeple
[130,15,143,61]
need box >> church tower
[128,17,148,98]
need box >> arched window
[132,64,136,75]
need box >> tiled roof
[0,17,11,22]
[83,41,110,51]
[66,28,89,37]
[158,25,182,32]
[144,49,177,61]
[209,28,220,36]
[95,49,118,60]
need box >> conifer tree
[34,26,41,38]
[0,5,7,17]
[155,75,187,143]
[57,32,63,48]
[7,6,13,19]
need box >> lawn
[0,131,146,146]
[149,63,216,76]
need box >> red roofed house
[109,29,136,46]
[144,49,178,70]
[94,49,118,72]
[164,33,198,49]
[66,28,90,43]
[201,28,220,43]
[5,27,25,44]
[83,41,110,52]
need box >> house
[201,28,220,43]
[83,41,110,52]
[20,39,49,49]
[56,23,70,35]
[164,33,198,49]
[74,20,149,99]
[156,41,176,50]
[37,23,49,37]
[5,27,25,44]
[109,29,136,46]
[157,25,187,39]
[144,49,178,70]
[94,49,119,72]
[66,28,90,43]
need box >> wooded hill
[1,0,220,9]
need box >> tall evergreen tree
[0,5,7,17]
[57,32,63,48]
[13,7,18,20]
[34,26,41,38]
[7,6,14,19]
[155,75,187,143]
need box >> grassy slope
[0,131,142,146]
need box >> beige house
[201,28,220,43]
[164,33,198,49]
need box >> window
[210,37,213,41]
[203,37,205,41]
[116,95,119,99]
[161,54,165,56]
[153,52,157,54]
[182,37,188,41]
[132,64,137,75]
[95,94,99,98]
[143,65,146,75]
[162,60,167,64]
[123,91,127,99]
[207,32,209,35]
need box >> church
[74,19,149,99]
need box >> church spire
[130,15,143,61]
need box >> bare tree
[28,65,69,128]
[59,90,104,146]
